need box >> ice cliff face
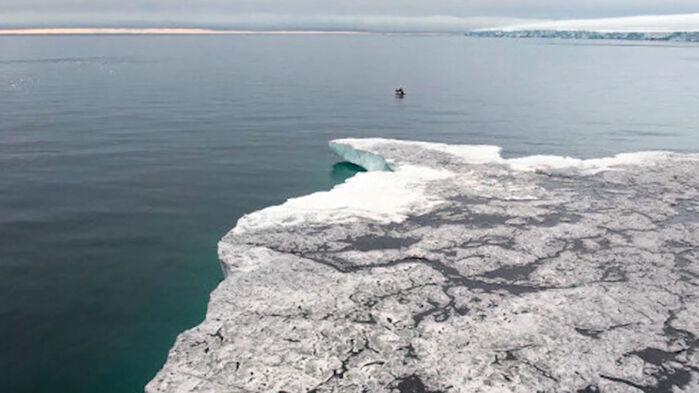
[147,138,699,393]
[465,30,699,42]
[467,13,699,42]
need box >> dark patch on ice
[347,234,420,252]
[599,264,628,283]
[575,323,633,339]
[600,369,692,393]
[482,263,539,281]
[394,375,444,393]
[412,299,452,325]
[531,212,583,227]
[631,347,686,367]
[404,207,511,229]
[575,327,603,339]
[373,257,552,297]
[400,343,420,360]
[601,322,696,393]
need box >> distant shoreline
[0,28,379,36]
[0,28,468,36]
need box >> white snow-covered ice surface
[148,138,699,393]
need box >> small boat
[394,88,406,98]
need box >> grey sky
[2,1,699,30]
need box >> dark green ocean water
[1,35,698,392]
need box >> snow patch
[232,138,687,235]
[233,163,451,234]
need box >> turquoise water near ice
[1,35,698,392]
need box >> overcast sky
[2,1,699,30]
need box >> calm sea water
[1,35,698,393]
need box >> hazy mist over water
[1,34,699,392]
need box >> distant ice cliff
[468,13,699,42]
[147,138,699,392]
[466,30,699,42]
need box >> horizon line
[0,27,467,36]
[3,12,698,36]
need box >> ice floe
[148,138,699,393]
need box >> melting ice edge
[148,138,699,393]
